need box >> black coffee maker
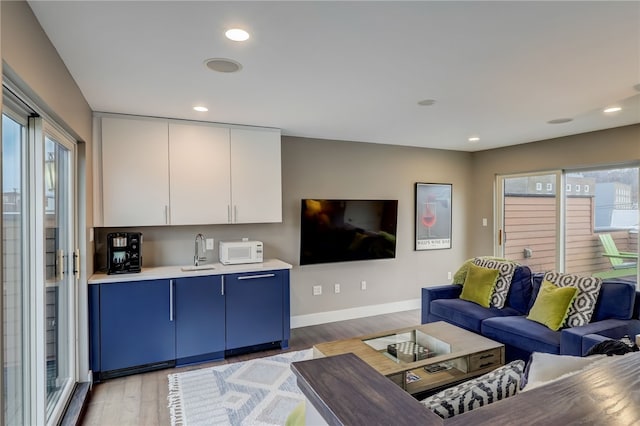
[107,232,142,274]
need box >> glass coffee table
[313,321,504,395]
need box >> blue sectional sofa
[422,265,640,361]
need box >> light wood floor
[81,309,421,426]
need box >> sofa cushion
[473,258,517,309]
[460,264,500,308]
[591,280,637,321]
[543,271,602,327]
[482,316,562,354]
[526,280,577,331]
[505,265,533,314]
[421,360,525,419]
[431,299,522,333]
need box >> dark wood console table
[292,351,640,425]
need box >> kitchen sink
[181,265,216,272]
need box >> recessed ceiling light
[204,58,242,73]
[603,106,622,113]
[417,99,436,106]
[193,106,208,112]
[225,28,250,42]
[547,118,573,124]
[468,137,480,143]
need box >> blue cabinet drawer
[225,270,290,350]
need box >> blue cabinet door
[225,270,288,350]
[175,276,225,361]
[100,279,175,371]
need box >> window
[497,166,638,281]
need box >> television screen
[299,199,398,265]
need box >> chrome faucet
[194,233,207,266]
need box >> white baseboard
[290,298,421,329]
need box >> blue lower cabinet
[99,279,175,375]
[89,268,290,380]
[225,270,290,350]
[175,276,225,365]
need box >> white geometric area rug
[168,349,312,426]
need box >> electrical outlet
[313,285,322,296]
[206,238,214,250]
[334,283,341,293]
[361,280,367,290]
[447,271,452,280]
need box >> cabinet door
[101,117,170,226]
[169,123,231,225]
[175,276,225,361]
[225,271,285,349]
[99,280,175,371]
[229,128,282,223]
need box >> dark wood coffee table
[313,321,504,395]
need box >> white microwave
[219,240,264,265]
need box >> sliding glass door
[497,166,639,281]
[496,172,562,272]
[42,130,76,423]
[2,110,29,426]
[564,167,638,279]
[2,93,78,425]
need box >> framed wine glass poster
[415,183,452,250]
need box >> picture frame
[415,183,452,250]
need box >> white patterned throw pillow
[421,360,525,419]
[543,271,602,327]
[472,258,516,308]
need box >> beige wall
[2,1,92,142]
[469,124,640,256]
[2,0,94,268]
[97,137,473,317]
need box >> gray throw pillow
[421,360,525,419]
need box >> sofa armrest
[581,333,610,355]
[421,285,462,324]
[560,319,632,356]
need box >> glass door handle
[56,249,64,282]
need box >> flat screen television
[299,199,398,265]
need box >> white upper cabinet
[169,123,231,225]
[97,115,282,227]
[230,128,282,224]
[101,117,170,227]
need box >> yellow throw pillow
[527,280,577,331]
[460,263,500,308]
[285,401,305,426]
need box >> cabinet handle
[169,279,174,321]
[238,273,276,280]
[227,205,231,223]
[165,205,169,225]
[234,205,238,222]
[221,276,225,296]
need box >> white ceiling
[28,1,640,152]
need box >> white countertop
[88,258,292,284]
